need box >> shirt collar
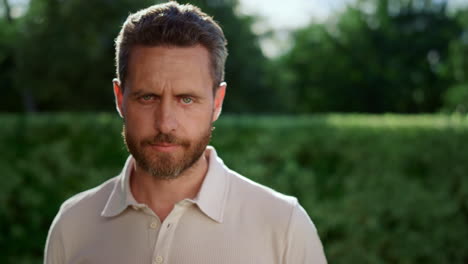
[101,155,139,217]
[101,146,229,223]
[192,146,229,223]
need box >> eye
[180,97,193,105]
[140,94,154,101]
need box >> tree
[442,8,468,113]
[12,0,151,111]
[0,0,22,112]
[274,0,462,113]
[3,0,273,113]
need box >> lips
[152,142,177,147]
[148,142,180,152]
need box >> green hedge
[1,114,467,263]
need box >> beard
[122,124,212,180]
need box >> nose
[155,98,178,134]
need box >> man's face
[114,45,226,180]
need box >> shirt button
[154,256,163,264]
[150,222,158,229]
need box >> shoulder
[45,176,119,262]
[56,176,118,222]
[228,168,297,205]
[225,168,299,223]
[225,169,327,262]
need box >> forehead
[126,45,213,91]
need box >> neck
[130,151,209,222]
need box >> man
[45,2,327,263]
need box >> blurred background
[1,0,468,263]
[2,0,468,114]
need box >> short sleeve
[282,202,327,264]
[44,211,65,264]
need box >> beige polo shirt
[45,146,327,264]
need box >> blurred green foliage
[0,0,270,113]
[443,6,468,114]
[1,113,467,263]
[2,0,468,113]
[271,0,468,113]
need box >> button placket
[147,215,160,256]
[152,202,190,264]
[154,255,164,264]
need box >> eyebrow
[178,93,203,100]
[129,89,204,99]
[129,90,152,97]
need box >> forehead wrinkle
[146,74,172,95]
[140,75,203,97]
[127,45,213,95]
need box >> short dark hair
[115,1,228,91]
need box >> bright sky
[237,0,468,57]
[238,0,354,31]
[238,0,468,30]
[237,0,356,57]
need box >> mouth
[148,142,180,152]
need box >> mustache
[142,133,189,146]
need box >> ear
[212,82,226,122]
[113,78,124,118]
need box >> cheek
[182,109,213,133]
[182,101,214,118]
[124,106,154,135]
